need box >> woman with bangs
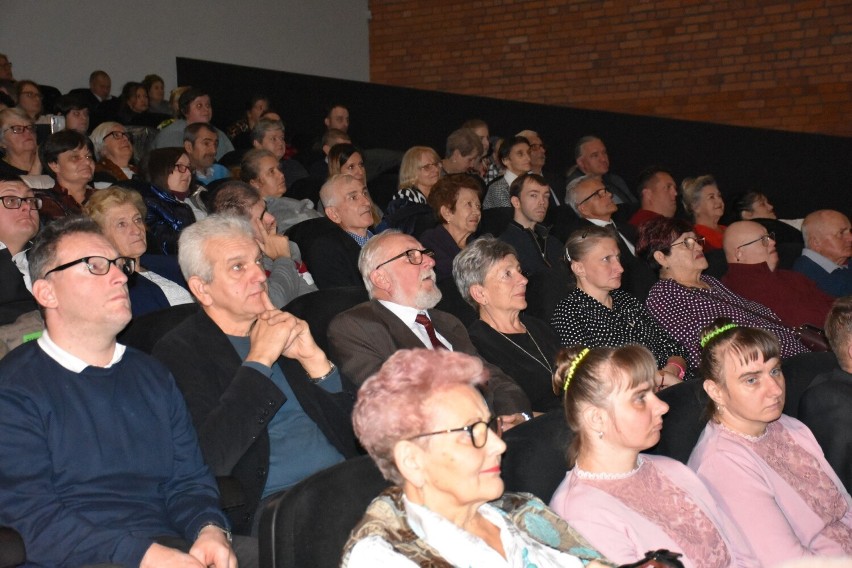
[549,344,756,568]
[689,318,852,565]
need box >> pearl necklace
[573,456,645,480]
[494,326,554,375]
[716,419,769,443]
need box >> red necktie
[415,313,446,350]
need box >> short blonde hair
[83,186,146,227]
[398,146,439,189]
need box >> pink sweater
[688,416,852,566]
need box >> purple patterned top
[644,275,808,368]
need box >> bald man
[722,220,833,327]
[793,210,852,297]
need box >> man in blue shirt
[0,216,241,567]
[793,209,852,297]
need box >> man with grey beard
[327,230,532,428]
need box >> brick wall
[369,0,852,137]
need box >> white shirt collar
[802,247,846,273]
[37,329,126,372]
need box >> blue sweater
[792,254,852,297]
[0,343,227,567]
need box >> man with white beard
[327,230,532,428]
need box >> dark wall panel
[178,57,852,219]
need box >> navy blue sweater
[0,342,227,567]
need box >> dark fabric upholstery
[647,379,709,464]
[782,350,838,418]
[118,303,200,354]
[258,455,389,568]
[282,287,368,354]
[500,411,571,503]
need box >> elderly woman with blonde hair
[342,348,609,568]
[84,186,192,317]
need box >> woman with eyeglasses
[551,225,689,386]
[139,147,198,255]
[689,319,852,565]
[90,122,137,183]
[419,174,482,281]
[0,107,39,177]
[549,344,757,568]
[637,217,809,369]
[721,221,833,329]
[342,348,609,568]
[14,80,42,121]
[84,186,193,317]
[379,146,442,237]
[682,175,726,251]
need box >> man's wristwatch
[197,522,233,543]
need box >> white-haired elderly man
[327,229,533,429]
[152,214,358,536]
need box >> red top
[628,208,663,229]
[694,223,726,251]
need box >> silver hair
[250,117,285,145]
[515,129,539,139]
[452,236,517,309]
[89,121,122,161]
[319,173,359,209]
[358,229,403,296]
[565,174,594,213]
[177,214,253,284]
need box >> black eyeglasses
[44,256,135,278]
[374,248,434,270]
[3,125,35,135]
[103,131,129,141]
[670,236,706,250]
[409,416,502,448]
[737,232,775,250]
[172,163,194,174]
[418,161,440,171]
[576,187,609,207]
[0,196,42,210]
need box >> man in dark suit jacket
[798,296,852,492]
[327,230,533,427]
[302,173,374,289]
[152,214,358,534]
[565,175,656,301]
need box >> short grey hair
[565,174,594,213]
[515,129,539,140]
[358,229,403,296]
[178,214,253,284]
[250,117,285,145]
[319,173,359,208]
[453,236,517,309]
[89,121,122,160]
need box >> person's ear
[580,404,605,435]
[369,268,391,293]
[183,141,193,155]
[325,205,341,224]
[571,260,585,279]
[393,440,426,488]
[703,378,726,408]
[187,275,212,307]
[510,195,521,210]
[439,205,453,224]
[469,283,487,305]
[652,250,668,269]
[31,279,56,310]
[47,161,61,176]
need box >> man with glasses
[567,174,656,300]
[0,216,251,567]
[516,129,562,208]
[152,214,357,536]
[0,177,40,334]
[327,230,533,428]
[723,220,833,328]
